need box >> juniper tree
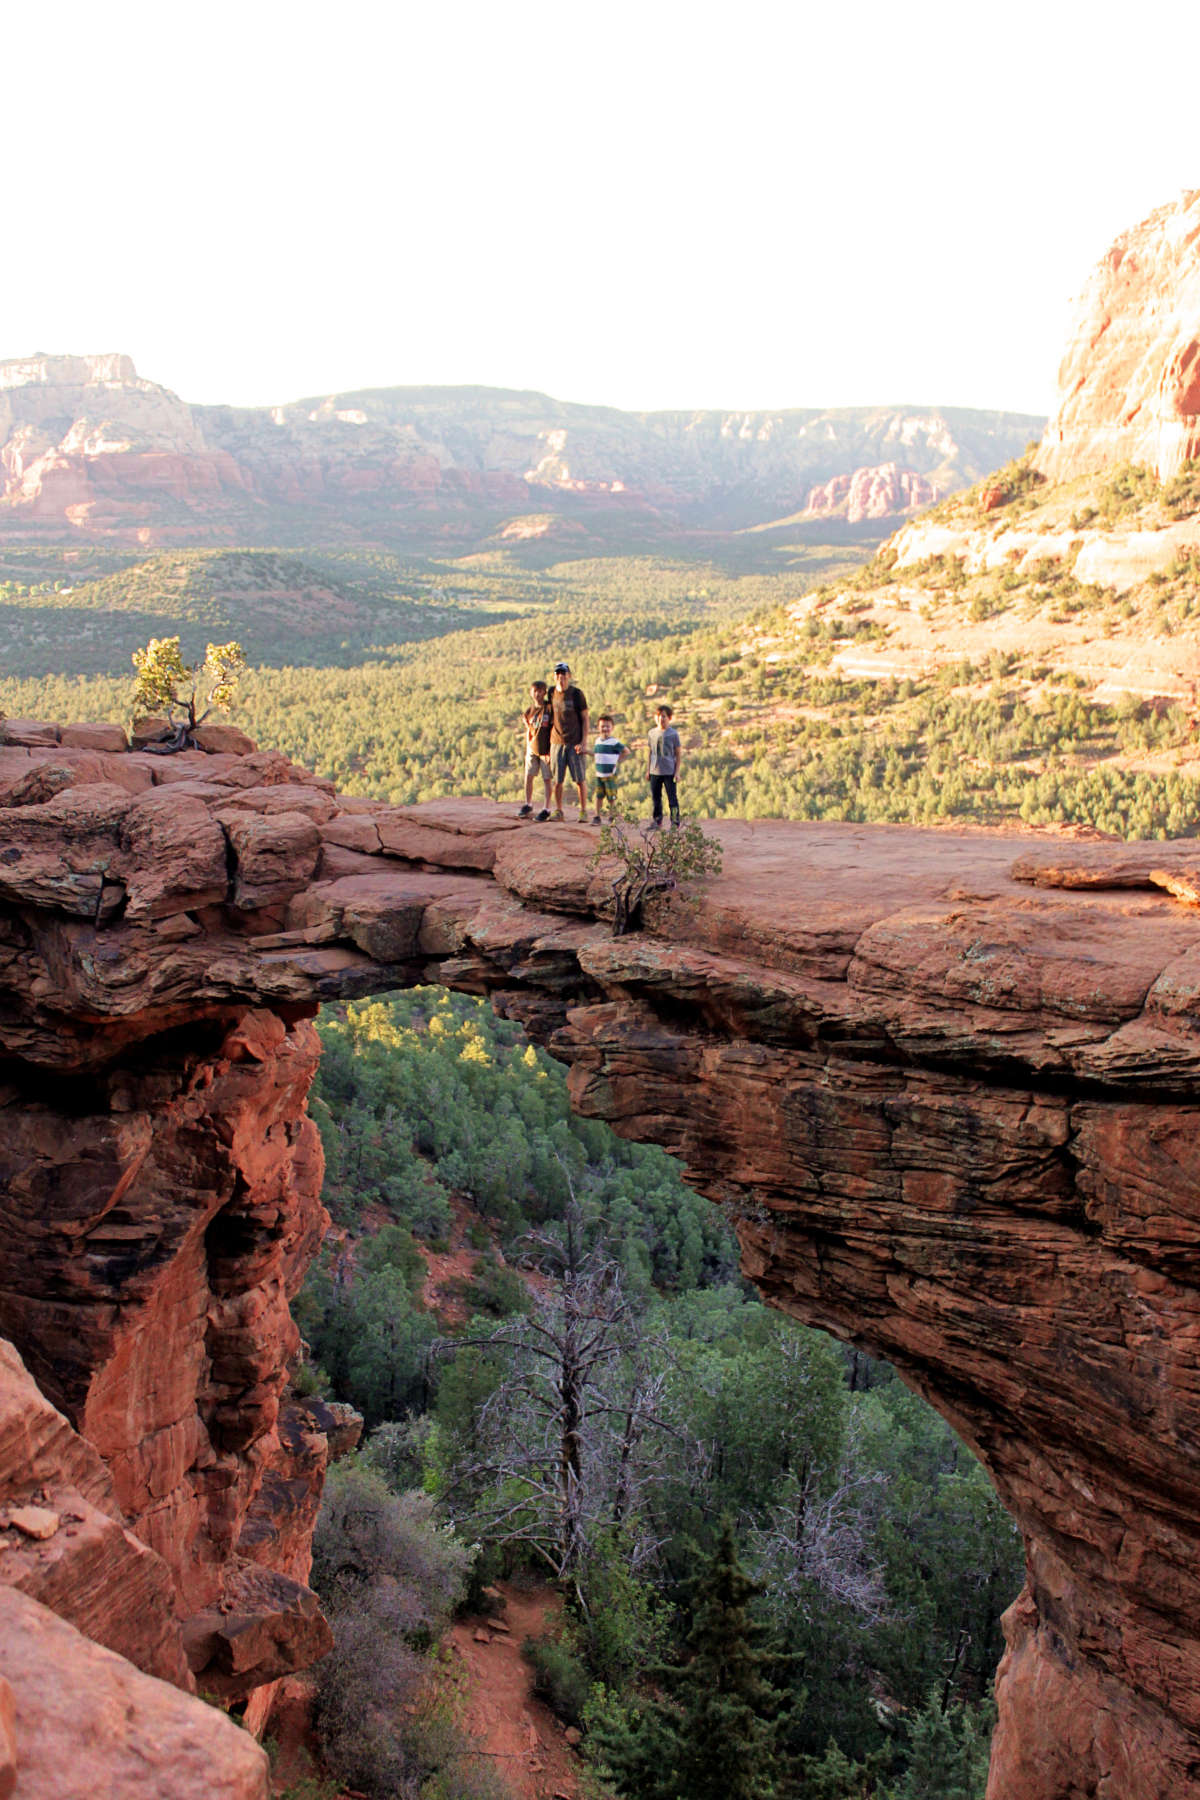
[130,635,245,750]
[595,1518,792,1800]
[592,807,722,936]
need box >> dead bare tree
[435,1202,683,1591]
[747,1411,890,1626]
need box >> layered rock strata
[1035,188,1200,484]
[0,354,1039,539]
[803,460,943,522]
[0,720,1198,1799]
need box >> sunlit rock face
[0,1586,270,1800]
[0,724,1198,1798]
[1035,189,1200,484]
[0,351,250,529]
[0,355,1039,539]
[802,460,943,521]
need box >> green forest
[296,993,1020,1800]
[2,538,1197,839]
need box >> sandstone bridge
[0,722,1197,1800]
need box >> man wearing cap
[549,661,589,822]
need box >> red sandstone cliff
[0,353,251,532]
[802,460,943,522]
[1035,188,1200,484]
[0,356,1038,541]
[0,723,1199,1796]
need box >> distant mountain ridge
[0,353,1042,547]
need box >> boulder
[0,720,60,748]
[219,808,322,910]
[182,1563,333,1700]
[192,723,258,755]
[59,723,129,754]
[0,1587,268,1800]
[130,715,172,749]
[118,788,230,920]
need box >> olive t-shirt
[550,685,588,747]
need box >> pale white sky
[5,1,1196,417]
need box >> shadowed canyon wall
[0,724,1198,1798]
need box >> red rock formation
[803,461,942,521]
[0,356,1038,540]
[0,354,252,536]
[1,730,1199,1799]
[0,996,335,1676]
[1035,189,1200,483]
[0,1337,188,1685]
[0,1587,268,1799]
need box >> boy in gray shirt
[646,703,682,829]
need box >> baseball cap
[553,661,570,672]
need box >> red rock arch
[0,728,1198,1798]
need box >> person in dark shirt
[549,661,589,822]
[517,679,553,819]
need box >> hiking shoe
[517,804,533,817]
[552,809,565,821]
[578,810,588,823]
[670,816,681,829]
[591,813,602,825]
[648,818,662,831]
[534,809,551,822]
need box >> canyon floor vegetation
[295,991,1020,1800]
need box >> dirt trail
[448,1581,586,1800]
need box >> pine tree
[595,1519,791,1800]
[887,1688,992,1800]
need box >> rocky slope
[774,443,1200,709]
[0,353,1040,544]
[0,720,1198,1797]
[740,191,1200,708]
[1035,189,1200,484]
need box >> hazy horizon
[0,350,1051,421]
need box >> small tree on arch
[591,807,723,937]
[131,637,246,752]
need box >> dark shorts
[552,744,585,784]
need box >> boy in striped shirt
[590,715,627,824]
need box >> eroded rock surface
[0,728,1198,1799]
[1035,188,1200,484]
[0,1587,269,1800]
